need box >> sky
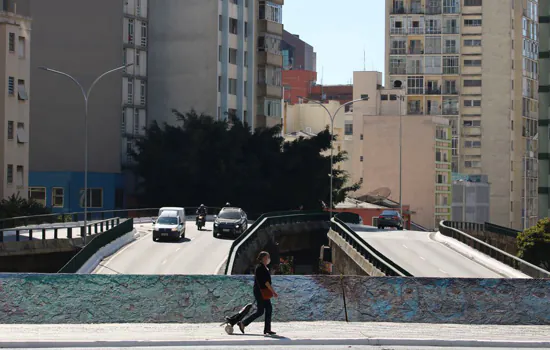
[282,0,385,85]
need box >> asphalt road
[5,347,533,350]
[354,228,502,278]
[93,222,233,275]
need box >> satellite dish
[367,187,391,199]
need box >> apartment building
[25,0,148,212]
[386,0,539,230]
[148,0,284,129]
[282,31,316,71]
[351,71,452,230]
[0,8,31,200]
[538,0,549,219]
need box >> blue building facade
[28,171,124,213]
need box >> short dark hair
[257,251,270,262]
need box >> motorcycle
[196,214,206,230]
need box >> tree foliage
[0,194,51,219]
[517,218,550,270]
[132,110,360,215]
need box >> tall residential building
[538,0,549,219]
[26,0,148,212]
[282,30,316,71]
[0,8,31,201]
[351,71,452,229]
[386,0,539,230]
[148,0,284,129]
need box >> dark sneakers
[264,330,276,335]
[238,322,245,334]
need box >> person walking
[238,251,278,335]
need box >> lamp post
[38,64,133,245]
[297,96,369,217]
[398,91,404,219]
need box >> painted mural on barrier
[0,274,548,325]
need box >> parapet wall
[0,274,548,325]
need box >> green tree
[0,194,51,219]
[132,109,359,214]
[517,218,550,270]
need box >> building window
[8,77,14,95]
[29,187,46,206]
[436,173,448,184]
[345,122,353,135]
[52,187,64,208]
[464,39,482,46]
[464,59,482,67]
[244,21,248,38]
[18,36,25,58]
[81,188,103,208]
[407,76,424,94]
[259,1,283,23]
[17,80,28,100]
[134,109,140,135]
[229,18,238,34]
[136,51,140,66]
[360,134,364,140]
[16,166,23,188]
[229,48,238,64]
[121,109,126,134]
[140,81,146,105]
[7,164,13,184]
[259,99,282,118]
[141,23,147,46]
[244,80,247,97]
[360,156,364,162]
[463,120,481,127]
[464,140,482,148]
[258,35,281,55]
[442,56,459,74]
[218,76,222,92]
[128,19,134,44]
[464,100,482,107]
[7,121,13,140]
[244,52,248,67]
[464,79,482,87]
[128,80,134,104]
[8,33,14,52]
[16,122,28,143]
[229,78,237,95]
[219,15,223,31]
[464,0,482,5]
[464,19,482,26]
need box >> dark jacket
[253,263,271,294]
[196,207,207,215]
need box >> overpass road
[93,222,232,275]
[353,228,502,278]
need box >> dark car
[377,210,404,230]
[213,208,248,238]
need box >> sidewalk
[0,322,549,348]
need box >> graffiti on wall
[0,274,548,325]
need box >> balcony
[257,84,283,99]
[443,46,459,54]
[408,47,424,54]
[426,6,442,14]
[442,108,459,115]
[443,27,460,34]
[390,48,406,54]
[425,27,442,34]
[391,6,406,14]
[427,107,440,115]
[443,67,459,74]
[408,27,424,34]
[426,87,441,95]
[390,67,406,75]
[257,51,283,67]
[390,27,407,35]
[257,19,283,36]
[442,88,459,95]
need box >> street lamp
[38,64,133,245]
[297,95,369,217]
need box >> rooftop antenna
[363,48,366,71]
[321,66,324,101]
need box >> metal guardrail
[410,221,429,232]
[58,218,134,273]
[0,217,121,243]
[445,221,519,238]
[331,217,412,277]
[439,220,550,279]
[225,211,330,275]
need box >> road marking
[439,268,448,274]
[94,230,150,274]
[161,259,167,265]
[214,255,229,275]
[419,256,426,260]
[402,244,408,249]
[175,247,181,252]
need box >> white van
[152,207,186,241]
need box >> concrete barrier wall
[0,274,548,325]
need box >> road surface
[353,228,502,278]
[6,347,538,350]
[93,222,233,275]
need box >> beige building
[351,71,452,230]
[386,0,539,229]
[0,10,31,200]
[283,100,353,174]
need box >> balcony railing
[390,48,406,54]
[427,108,440,115]
[442,88,459,95]
[408,47,424,54]
[408,107,424,114]
[426,88,441,95]
[391,6,406,14]
[407,88,424,94]
[408,27,424,34]
[425,27,442,34]
[443,47,459,54]
[390,27,407,35]
[443,67,459,74]
[426,6,442,14]
[443,27,460,34]
[442,108,459,115]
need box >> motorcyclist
[196,204,207,225]
[225,202,231,207]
